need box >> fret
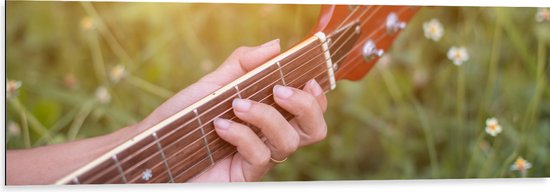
[278,39,329,90]
[234,85,242,98]
[238,64,280,100]
[112,155,128,183]
[197,87,237,122]
[77,156,123,184]
[166,132,222,182]
[172,137,232,182]
[152,132,175,183]
[194,109,215,165]
[117,135,170,183]
[156,112,219,179]
[275,61,287,86]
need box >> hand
[137,39,328,182]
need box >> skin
[6,39,328,184]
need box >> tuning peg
[362,40,384,61]
[386,12,406,34]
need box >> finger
[200,39,281,86]
[231,98,299,161]
[213,118,271,181]
[273,80,327,146]
[303,79,328,112]
[238,39,281,72]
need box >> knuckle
[251,146,271,166]
[251,103,279,121]
[312,124,328,142]
[281,132,299,154]
[294,93,318,116]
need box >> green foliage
[6,2,550,180]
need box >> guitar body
[55,4,419,184]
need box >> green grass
[6,2,550,181]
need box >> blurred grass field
[6,2,550,180]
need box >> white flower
[7,80,22,99]
[536,8,550,22]
[485,117,502,137]
[109,65,127,83]
[510,157,532,173]
[95,86,111,104]
[8,121,21,136]
[447,46,469,66]
[142,168,153,181]
[423,18,444,41]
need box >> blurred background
[6,2,550,181]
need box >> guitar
[55,4,419,184]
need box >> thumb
[238,39,281,72]
[200,39,281,86]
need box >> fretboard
[56,24,360,184]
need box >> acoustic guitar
[55,4,419,184]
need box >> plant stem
[68,100,96,140]
[127,74,174,99]
[9,98,53,144]
[456,65,466,163]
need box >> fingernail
[233,99,251,112]
[308,79,323,96]
[273,85,293,99]
[261,39,280,47]
[213,118,231,130]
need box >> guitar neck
[56,30,353,184]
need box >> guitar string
[98,6,385,184]
[105,7,409,184]
[85,5,375,184]
[160,11,408,182]
[96,5,405,184]
[85,5,406,184]
[175,7,414,180]
[98,5,375,183]
[146,7,412,183]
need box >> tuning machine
[362,40,384,62]
[386,12,406,34]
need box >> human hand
[136,39,328,182]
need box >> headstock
[310,5,420,81]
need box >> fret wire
[194,109,215,165]
[112,155,128,183]
[234,85,242,99]
[276,61,287,86]
[169,137,228,181]
[79,6,396,183]
[152,132,175,183]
